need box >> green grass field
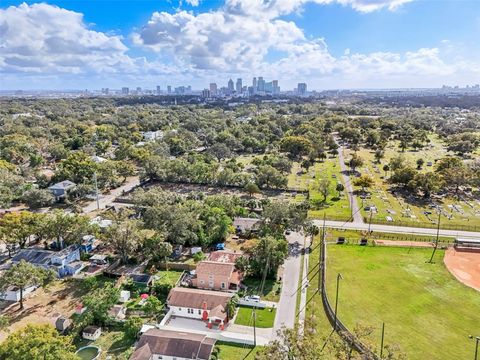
[288,157,352,221]
[315,244,480,360]
[234,306,276,328]
[214,341,260,360]
[242,277,282,302]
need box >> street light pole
[380,322,385,357]
[333,273,343,331]
[469,335,480,360]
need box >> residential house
[48,180,76,201]
[192,261,242,291]
[208,249,243,264]
[130,329,216,360]
[81,235,98,254]
[166,287,233,329]
[233,217,261,234]
[141,130,164,141]
[11,245,83,278]
[82,326,102,341]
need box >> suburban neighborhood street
[81,176,140,214]
[273,231,304,336]
[313,219,480,239]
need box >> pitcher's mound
[444,248,480,291]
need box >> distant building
[130,329,216,360]
[257,77,265,92]
[272,80,280,95]
[48,180,76,201]
[121,87,129,95]
[227,79,234,94]
[136,87,142,94]
[252,77,257,90]
[209,82,217,96]
[202,89,211,98]
[297,82,307,96]
[236,78,242,94]
[167,85,172,94]
[156,85,161,95]
[141,130,163,141]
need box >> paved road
[312,220,480,239]
[297,235,311,336]
[81,176,140,214]
[273,231,303,335]
[336,138,363,223]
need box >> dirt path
[373,239,434,248]
[444,248,480,291]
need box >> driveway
[336,138,363,223]
[273,231,304,336]
[81,176,140,214]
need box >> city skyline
[1,0,480,90]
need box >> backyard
[75,329,135,360]
[314,243,480,360]
[214,341,260,360]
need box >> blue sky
[1,0,479,90]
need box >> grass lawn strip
[234,306,276,328]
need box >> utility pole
[93,170,100,210]
[469,335,480,360]
[368,209,373,234]
[380,322,385,357]
[428,210,441,263]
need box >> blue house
[11,245,83,278]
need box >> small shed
[55,316,71,333]
[82,326,101,341]
[108,305,126,320]
[129,273,154,287]
[119,290,131,303]
[90,254,108,265]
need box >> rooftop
[167,287,233,310]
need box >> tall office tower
[265,81,273,93]
[272,80,279,95]
[167,85,172,94]
[297,82,307,96]
[236,78,242,94]
[202,89,211,98]
[136,87,142,93]
[227,79,234,93]
[156,85,161,95]
[252,77,257,90]
[257,77,265,92]
[121,87,129,95]
[209,83,217,95]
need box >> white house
[119,290,131,303]
[142,130,164,141]
[82,326,101,341]
[166,287,233,329]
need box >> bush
[192,251,206,262]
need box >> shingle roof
[130,329,215,360]
[195,261,234,277]
[167,287,233,310]
[208,250,243,264]
[12,249,53,265]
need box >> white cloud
[0,3,136,75]
[185,0,201,6]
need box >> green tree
[315,177,331,202]
[0,324,79,360]
[416,158,425,170]
[22,188,55,209]
[335,183,345,197]
[124,316,143,339]
[279,136,312,158]
[45,211,95,248]
[256,165,287,189]
[353,174,374,192]
[102,218,144,264]
[55,151,97,185]
[348,154,364,173]
[79,283,120,327]
[390,167,417,188]
[0,211,40,254]
[144,234,173,264]
[0,260,55,310]
[247,236,288,278]
[244,182,260,198]
[143,296,163,320]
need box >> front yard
[242,277,281,302]
[234,306,276,328]
[214,341,260,360]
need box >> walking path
[335,138,363,223]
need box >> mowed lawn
[214,341,260,360]
[234,306,276,328]
[324,245,480,360]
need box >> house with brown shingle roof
[130,328,216,360]
[192,260,242,291]
[166,287,234,328]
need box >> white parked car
[245,295,261,302]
